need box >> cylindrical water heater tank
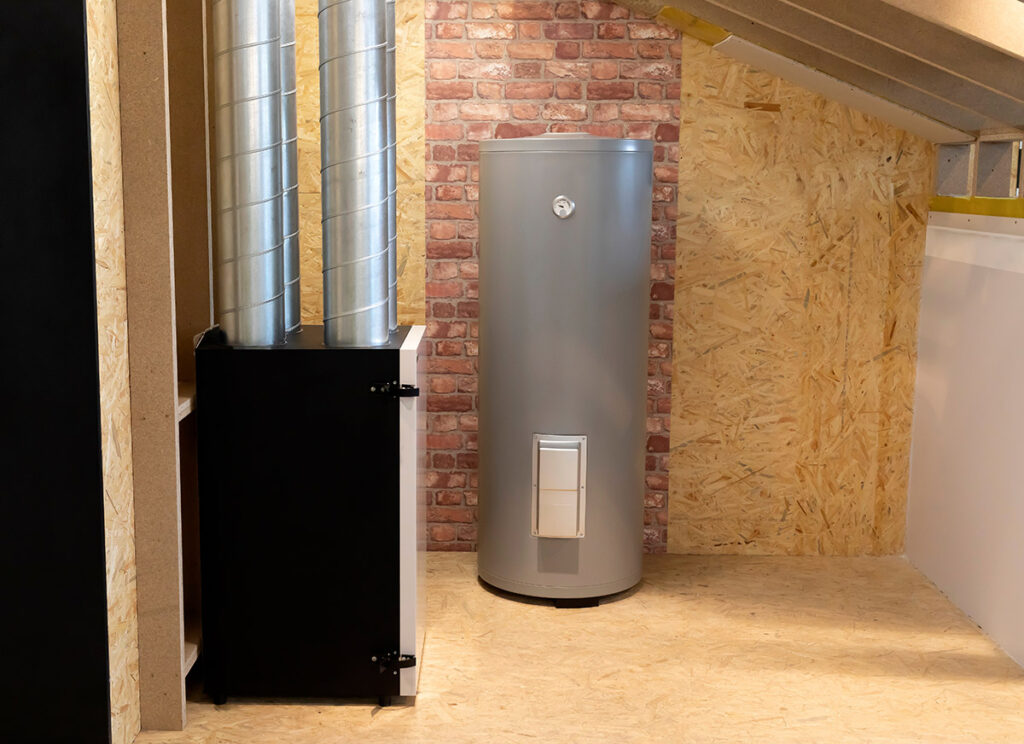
[477,133,653,600]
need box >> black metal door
[197,329,403,701]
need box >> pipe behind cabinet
[319,0,391,347]
[211,0,286,347]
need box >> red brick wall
[423,0,679,552]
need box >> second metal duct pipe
[212,0,285,347]
[319,0,390,347]
[385,0,398,333]
[281,0,301,332]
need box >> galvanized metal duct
[212,0,285,347]
[385,0,398,332]
[281,0,301,332]
[319,0,390,347]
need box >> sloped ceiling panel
[621,0,1024,138]
[788,0,1024,103]
[714,36,972,143]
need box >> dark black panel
[197,327,405,702]
[0,2,112,743]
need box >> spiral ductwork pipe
[319,0,390,347]
[281,0,301,332]
[212,0,285,347]
[385,0,398,332]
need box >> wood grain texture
[395,0,426,324]
[167,0,214,382]
[134,553,1024,744]
[295,0,425,325]
[86,1,141,742]
[669,38,933,555]
[296,0,323,324]
[116,0,187,729]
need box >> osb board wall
[669,37,933,555]
[296,0,426,324]
[295,0,322,323]
[395,0,427,321]
[86,0,141,741]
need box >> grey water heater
[477,133,653,599]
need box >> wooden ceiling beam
[696,0,1024,126]
[782,0,1024,104]
[881,0,1024,62]
[664,0,998,133]
[713,36,973,144]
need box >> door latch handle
[370,382,420,398]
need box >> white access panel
[538,447,579,491]
[399,325,426,696]
[532,434,586,539]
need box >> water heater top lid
[479,132,653,154]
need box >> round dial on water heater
[552,195,575,219]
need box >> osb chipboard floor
[135,553,1024,744]
[296,0,425,326]
[670,38,934,555]
[87,0,141,741]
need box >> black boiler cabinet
[196,325,425,706]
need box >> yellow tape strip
[929,196,1024,219]
[655,7,730,45]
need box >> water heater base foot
[553,597,600,609]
